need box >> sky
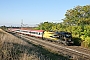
[0,0,90,27]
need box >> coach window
[33,32,35,34]
[38,33,40,35]
[17,30,20,31]
[35,32,38,34]
[31,32,35,34]
[36,32,38,34]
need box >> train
[8,28,74,45]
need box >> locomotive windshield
[65,34,72,38]
[55,31,72,38]
[64,32,72,38]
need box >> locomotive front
[64,32,74,45]
[55,31,74,45]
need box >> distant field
[0,29,69,60]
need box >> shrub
[81,37,90,48]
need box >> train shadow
[72,37,81,46]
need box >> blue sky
[0,0,90,27]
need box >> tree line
[36,5,90,48]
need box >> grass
[0,29,69,60]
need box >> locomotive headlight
[71,41,74,43]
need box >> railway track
[67,46,90,55]
[11,33,90,60]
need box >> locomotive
[8,28,74,45]
[43,31,73,45]
[55,31,73,45]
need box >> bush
[0,26,7,31]
[80,35,85,41]
[81,37,90,48]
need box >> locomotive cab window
[65,34,72,38]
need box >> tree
[36,22,54,31]
[0,25,7,31]
[63,5,90,26]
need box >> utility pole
[21,19,23,29]
[20,19,23,38]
